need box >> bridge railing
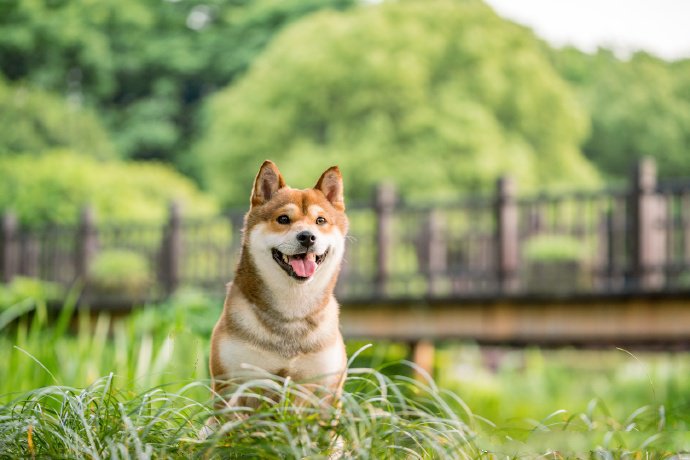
[2,159,690,305]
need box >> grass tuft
[1,375,211,458]
[0,363,480,459]
[3,298,690,457]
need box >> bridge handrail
[2,159,690,303]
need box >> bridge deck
[341,293,690,348]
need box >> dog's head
[244,161,348,287]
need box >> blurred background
[1,0,690,446]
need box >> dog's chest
[216,285,344,381]
[216,335,345,381]
[228,290,339,355]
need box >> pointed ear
[314,166,344,210]
[251,160,286,207]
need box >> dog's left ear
[251,160,286,208]
[314,166,344,210]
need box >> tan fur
[209,161,348,406]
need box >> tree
[550,47,690,180]
[0,78,116,159]
[195,0,600,206]
[0,0,355,176]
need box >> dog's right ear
[251,160,286,208]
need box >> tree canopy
[195,0,601,206]
[0,78,115,159]
[550,47,690,180]
[1,0,688,214]
[0,0,354,175]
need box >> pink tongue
[289,253,317,278]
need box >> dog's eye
[277,215,290,225]
[316,216,327,225]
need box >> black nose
[296,231,316,247]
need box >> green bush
[523,234,587,263]
[0,277,64,312]
[522,234,590,292]
[88,249,151,297]
[0,150,218,227]
[0,78,116,159]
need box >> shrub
[523,234,590,292]
[0,150,218,227]
[0,277,64,312]
[523,234,587,263]
[87,249,151,298]
[0,78,116,159]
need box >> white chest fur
[215,290,346,382]
[216,334,346,383]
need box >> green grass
[2,292,690,457]
[0,289,211,399]
[1,355,479,458]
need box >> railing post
[597,209,615,291]
[75,206,98,281]
[160,201,182,296]
[374,184,396,298]
[495,177,519,293]
[684,194,690,268]
[629,158,666,290]
[1,211,19,283]
[423,209,447,296]
[410,339,435,381]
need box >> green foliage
[0,297,479,457]
[2,0,687,194]
[196,0,601,206]
[523,234,587,263]
[2,295,690,456]
[0,0,355,171]
[0,78,116,159]
[551,47,690,180]
[522,234,590,292]
[0,150,218,227]
[0,299,212,397]
[88,249,151,296]
[0,377,210,458]
[0,366,481,458]
[439,345,690,449]
[0,277,64,313]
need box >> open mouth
[271,248,329,281]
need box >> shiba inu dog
[209,160,348,406]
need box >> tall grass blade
[51,282,82,340]
[0,299,35,331]
[13,346,59,385]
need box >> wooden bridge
[2,159,690,348]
